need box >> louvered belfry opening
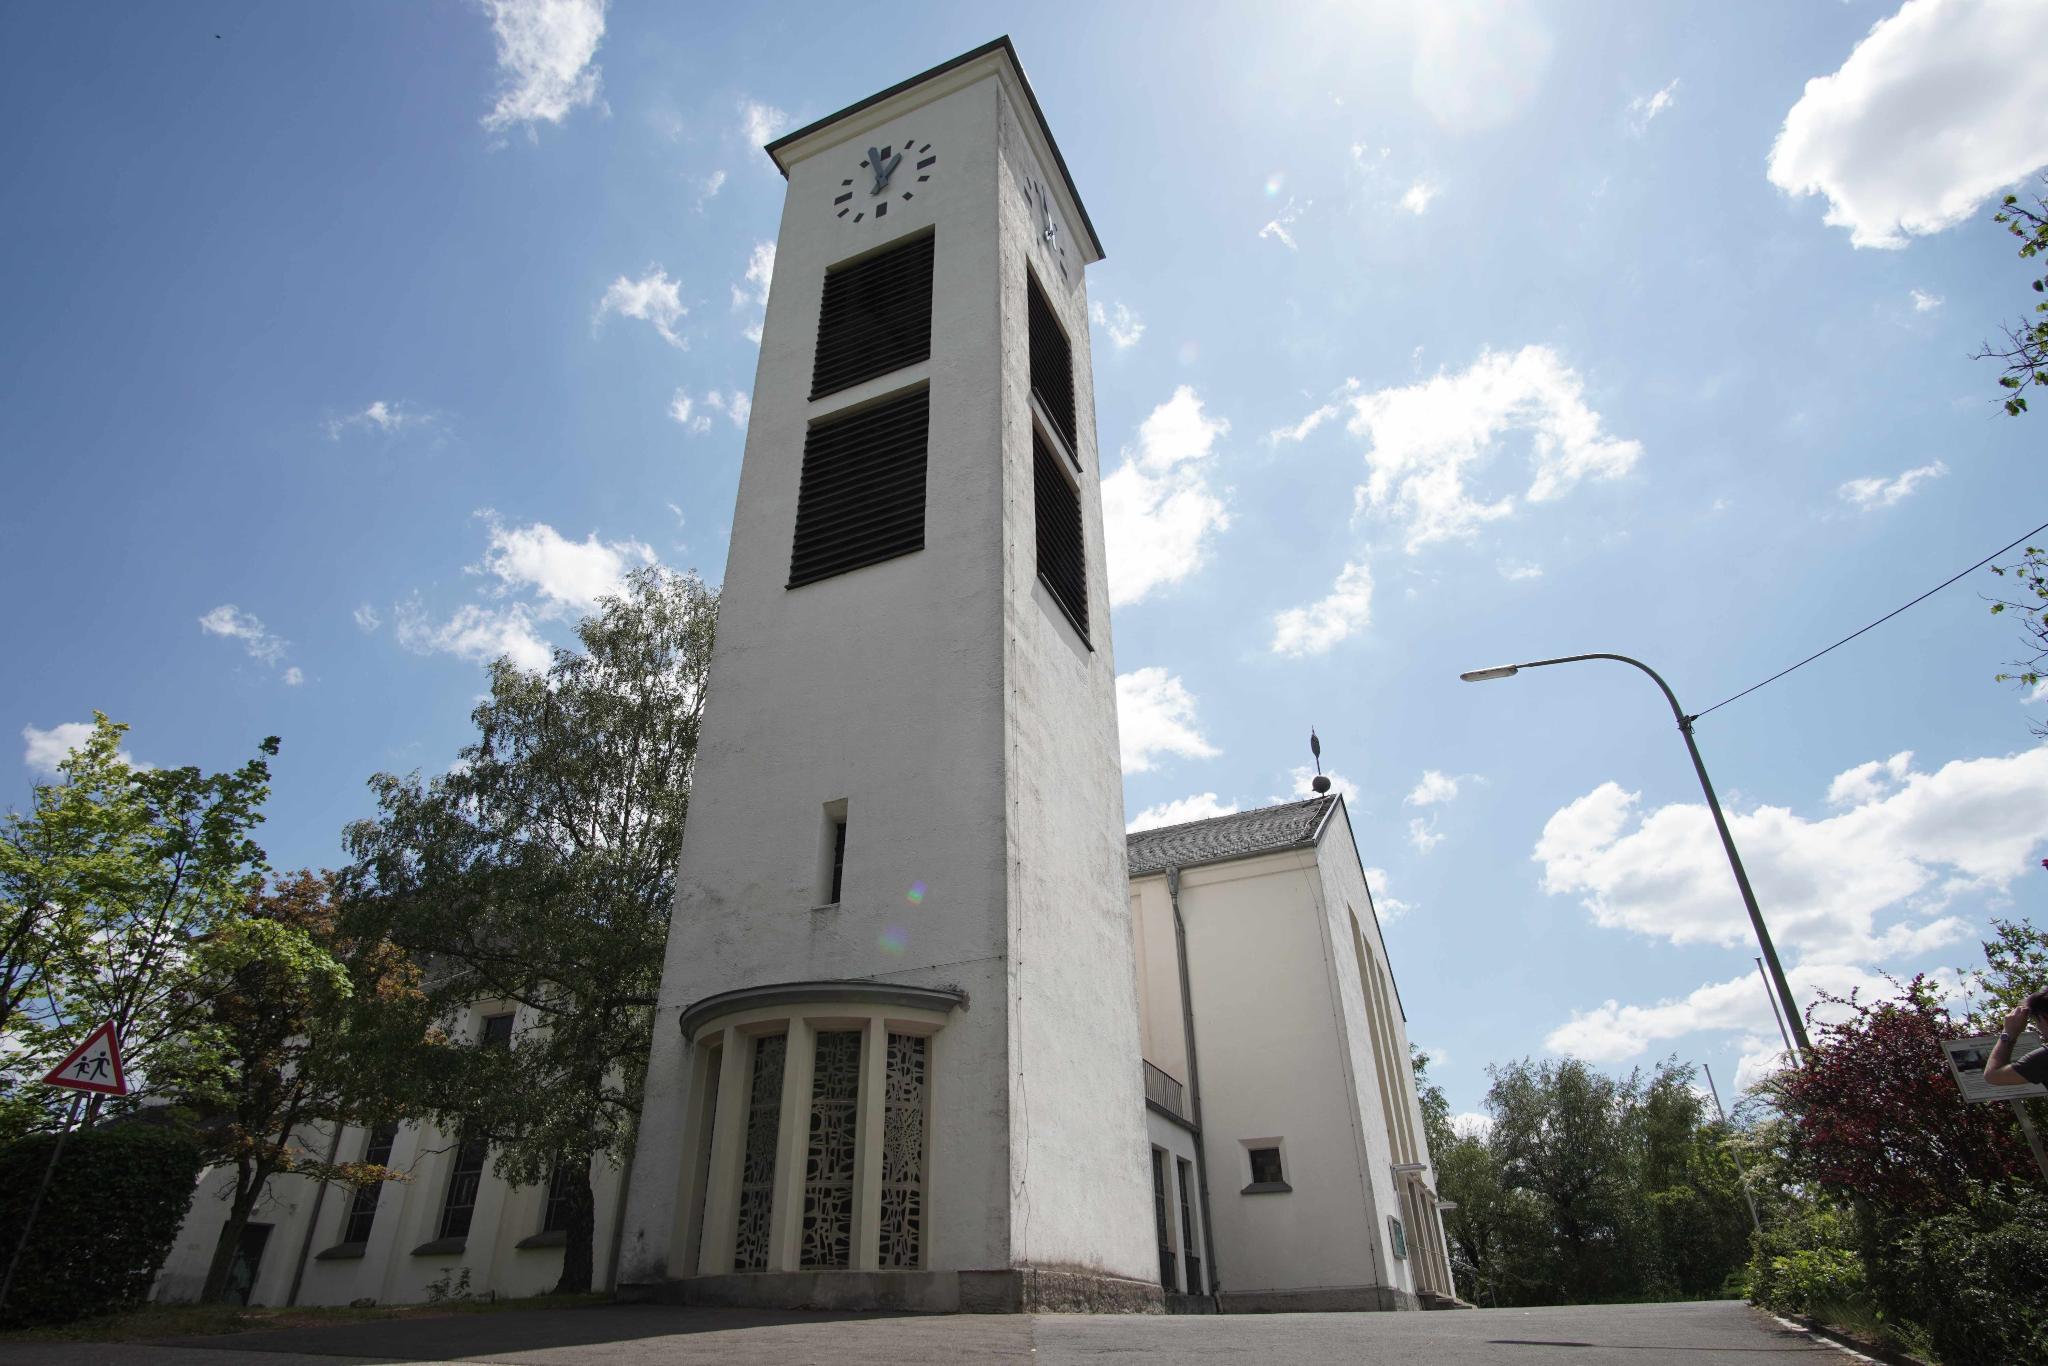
[1034,428,1088,641]
[1027,273,1077,452]
[811,232,936,401]
[789,387,930,589]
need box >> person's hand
[2004,1002,2032,1037]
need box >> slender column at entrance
[854,1021,888,1271]
[697,1026,751,1275]
[768,1018,816,1272]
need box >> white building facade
[154,38,1454,1317]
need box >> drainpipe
[1168,868,1221,1305]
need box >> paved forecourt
[0,1299,1856,1366]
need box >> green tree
[1975,174,2048,415]
[170,871,431,1303]
[1987,549,2048,728]
[0,714,279,1138]
[343,565,717,1292]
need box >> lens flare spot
[878,925,909,954]
[1264,172,1285,198]
[907,881,927,904]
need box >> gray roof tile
[1125,795,1335,876]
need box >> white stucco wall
[154,1115,627,1307]
[622,50,1152,1291]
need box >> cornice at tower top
[762,35,1104,263]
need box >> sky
[4,0,2047,1125]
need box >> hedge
[0,1123,204,1327]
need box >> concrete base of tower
[627,1268,1165,1315]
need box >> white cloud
[1910,287,1943,312]
[1767,0,2048,249]
[597,268,687,348]
[695,168,726,212]
[669,390,711,434]
[353,604,381,633]
[198,604,288,667]
[1283,764,1361,805]
[1406,770,1460,806]
[1399,180,1439,215]
[1116,668,1220,773]
[22,722,141,777]
[1101,386,1232,606]
[1411,0,1552,133]
[1827,750,1914,806]
[1270,561,1374,657]
[474,514,654,614]
[731,241,775,343]
[1091,300,1145,350]
[704,389,750,429]
[395,598,552,673]
[1452,1112,1494,1140]
[325,399,427,441]
[1407,817,1444,853]
[1546,962,1968,1071]
[1838,460,1947,510]
[1498,559,1544,581]
[1533,747,2048,964]
[1258,197,1303,251]
[1627,78,1680,135]
[1322,345,1639,553]
[1363,866,1414,921]
[282,666,304,687]
[739,98,788,148]
[1128,792,1239,832]
[478,0,607,136]
[1268,403,1341,445]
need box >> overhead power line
[1693,515,2048,722]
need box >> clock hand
[869,149,902,195]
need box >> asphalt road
[0,1300,1861,1365]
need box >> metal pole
[1464,653,1811,1055]
[1701,1064,1761,1234]
[0,1093,84,1314]
[1756,958,1796,1062]
[2012,1101,2048,1184]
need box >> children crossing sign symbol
[41,1020,127,1096]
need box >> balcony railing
[1143,1061,1187,1122]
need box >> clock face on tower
[1015,170,1071,287]
[831,135,937,224]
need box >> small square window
[480,1013,514,1049]
[1248,1147,1284,1185]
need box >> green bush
[1752,1246,1866,1318]
[1867,1182,2048,1366]
[0,1124,204,1328]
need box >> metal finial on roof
[1309,729,1331,795]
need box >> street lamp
[1460,652,1810,1057]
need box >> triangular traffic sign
[42,1021,127,1096]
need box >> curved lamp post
[1460,653,1810,1057]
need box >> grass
[0,1291,611,1343]
[1802,1295,1939,1364]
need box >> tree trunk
[200,1164,268,1305]
[551,1167,597,1294]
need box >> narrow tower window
[1027,273,1077,453]
[1034,430,1089,641]
[789,388,929,588]
[812,232,935,400]
[817,799,849,906]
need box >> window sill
[315,1241,367,1261]
[516,1229,568,1250]
[1241,1181,1293,1195]
[1035,572,1093,651]
[810,902,840,913]
[410,1236,467,1256]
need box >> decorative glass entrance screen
[879,1032,927,1268]
[734,1034,786,1271]
[801,1030,863,1268]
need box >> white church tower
[619,39,1160,1312]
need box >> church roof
[1125,795,1338,877]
